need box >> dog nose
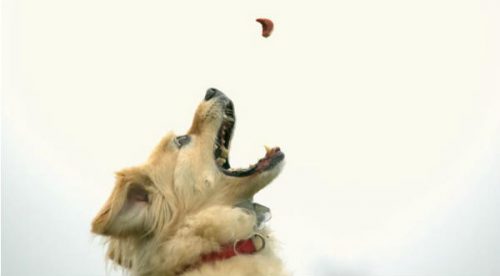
[205,88,224,101]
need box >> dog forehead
[147,132,178,163]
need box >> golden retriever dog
[92,88,287,276]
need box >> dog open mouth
[213,100,284,177]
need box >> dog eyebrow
[174,135,191,148]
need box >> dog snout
[205,88,226,101]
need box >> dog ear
[92,173,151,237]
[107,237,134,269]
[111,183,150,235]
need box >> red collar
[201,238,257,262]
[178,235,265,275]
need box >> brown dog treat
[256,18,274,38]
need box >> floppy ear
[91,173,151,237]
[107,237,134,269]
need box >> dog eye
[174,135,191,148]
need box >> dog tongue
[255,146,281,171]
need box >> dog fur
[91,89,287,276]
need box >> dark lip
[212,98,284,177]
[221,150,285,177]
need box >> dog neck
[178,234,265,275]
[126,206,268,276]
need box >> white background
[2,0,500,275]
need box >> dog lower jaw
[215,147,285,178]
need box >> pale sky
[2,0,500,275]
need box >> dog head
[91,88,284,240]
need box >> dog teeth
[216,157,226,166]
[264,145,272,154]
[220,147,229,158]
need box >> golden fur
[92,90,287,276]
